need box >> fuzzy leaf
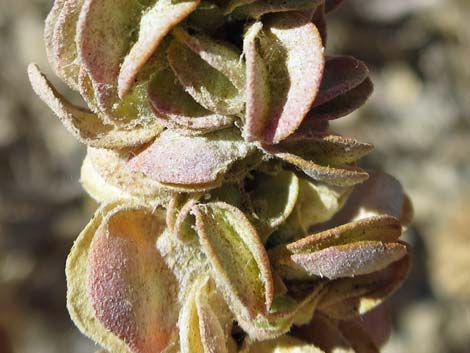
[287,215,402,254]
[118,0,199,97]
[49,0,83,89]
[127,129,254,189]
[244,13,324,143]
[319,254,411,318]
[168,39,244,115]
[66,204,178,353]
[28,64,161,148]
[265,133,373,166]
[291,241,407,279]
[149,67,233,133]
[83,148,173,204]
[193,202,274,320]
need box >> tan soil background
[0,0,469,352]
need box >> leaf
[272,151,369,187]
[49,0,83,89]
[306,78,374,121]
[290,241,407,279]
[325,0,345,12]
[118,0,200,97]
[179,278,230,353]
[83,148,173,204]
[287,215,402,254]
[28,64,162,148]
[127,129,254,190]
[313,56,369,107]
[167,39,244,115]
[193,202,274,320]
[66,203,178,353]
[318,254,411,318]
[250,169,300,230]
[148,67,234,133]
[265,133,373,166]
[243,13,324,143]
[44,0,67,79]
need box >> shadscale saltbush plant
[28,0,413,352]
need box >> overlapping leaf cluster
[28,0,413,352]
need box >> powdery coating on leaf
[84,148,173,204]
[287,215,402,254]
[244,13,324,143]
[77,0,139,102]
[180,278,229,353]
[313,56,369,107]
[318,254,411,317]
[127,129,253,187]
[51,0,83,90]
[118,0,200,97]
[266,133,373,166]
[148,67,233,133]
[167,40,244,115]
[87,206,178,353]
[291,241,407,279]
[193,202,274,320]
[272,151,369,187]
[307,77,373,121]
[27,64,161,148]
[44,0,67,77]
[66,203,132,353]
[174,28,246,91]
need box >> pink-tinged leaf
[148,67,233,133]
[306,77,373,121]
[77,0,140,104]
[265,133,373,166]
[287,215,402,254]
[270,149,369,187]
[325,0,345,12]
[28,64,161,148]
[319,171,407,227]
[117,0,200,97]
[51,0,84,90]
[84,148,173,204]
[291,241,407,279]
[243,335,325,353]
[127,129,254,189]
[44,0,67,76]
[173,28,245,91]
[167,40,244,115]
[193,202,274,320]
[179,278,230,353]
[232,0,321,19]
[319,254,411,318]
[244,12,324,143]
[313,56,369,107]
[87,206,178,353]
[243,22,270,142]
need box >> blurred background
[0,0,469,352]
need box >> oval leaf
[244,13,324,143]
[193,202,274,320]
